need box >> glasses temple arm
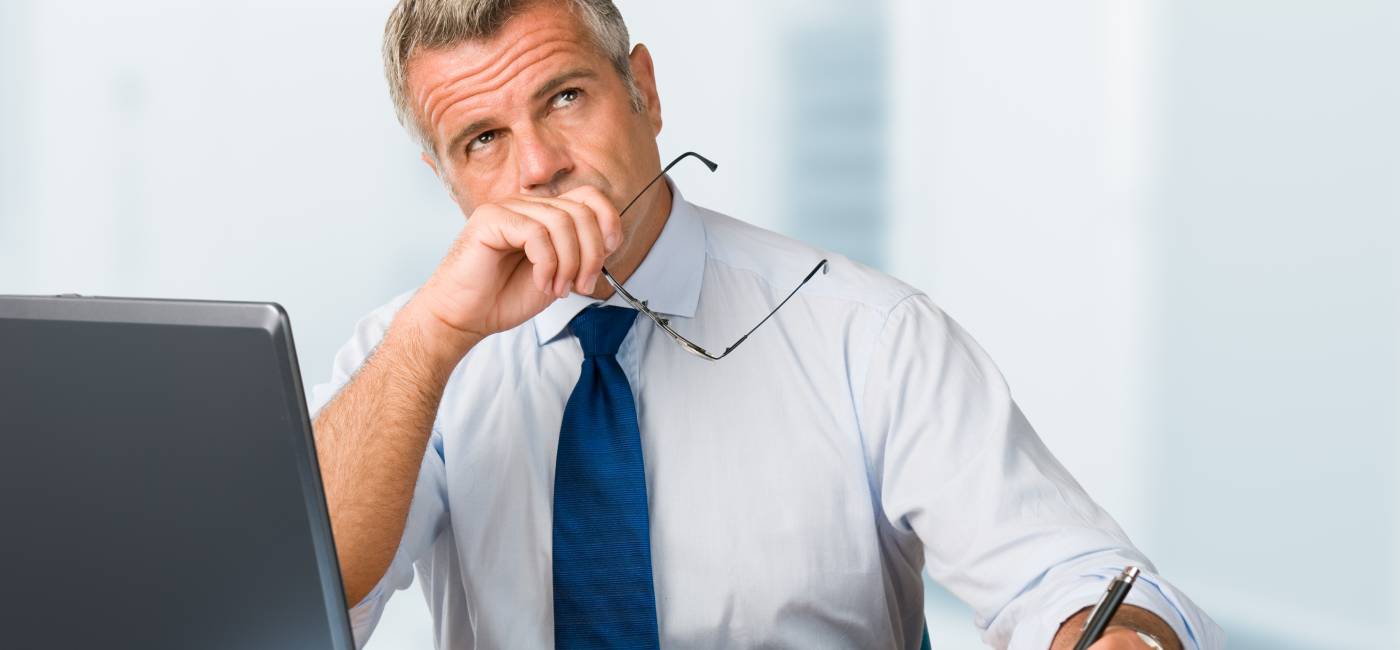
[618,151,719,218]
[602,151,720,288]
[718,259,829,357]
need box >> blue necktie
[553,305,660,649]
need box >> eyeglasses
[600,152,829,361]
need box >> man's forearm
[312,305,477,606]
[1050,604,1182,650]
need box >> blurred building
[780,2,888,269]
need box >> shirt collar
[532,177,705,346]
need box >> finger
[521,196,605,294]
[560,185,623,255]
[501,198,581,298]
[477,205,557,296]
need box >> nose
[515,124,573,196]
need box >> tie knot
[570,305,638,357]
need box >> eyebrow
[448,118,498,156]
[445,68,601,156]
[531,67,598,102]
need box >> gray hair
[383,0,643,157]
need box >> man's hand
[1050,604,1181,650]
[314,185,624,605]
[406,185,623,361]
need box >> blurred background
[2,0,1396,647]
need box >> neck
[590,179,673,300]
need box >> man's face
[405,2,663,220]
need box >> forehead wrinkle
[417,25,589,133]
[414,37,536,132]
[424,44,581,135]
[416,28,557,113]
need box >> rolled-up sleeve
[308,294,449,648]
[856,294,1224,649]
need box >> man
[310,0,1223,648]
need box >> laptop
[0,295,355,650]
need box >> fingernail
[606,232,622,252]
[582,273,598,291]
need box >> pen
[1072,566,1140,650]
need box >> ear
[420,151,464,204]
[628,43,662,136]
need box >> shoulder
[348,289,417,344]
[307,289,416,416]
[693,203,923,318]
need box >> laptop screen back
[0,296,353,650]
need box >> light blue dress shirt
[309,181,1223,649]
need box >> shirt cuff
[347,579,391,650]
[1004,566,1225,650]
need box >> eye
[551,88,582,109]
[467,130,498,153]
